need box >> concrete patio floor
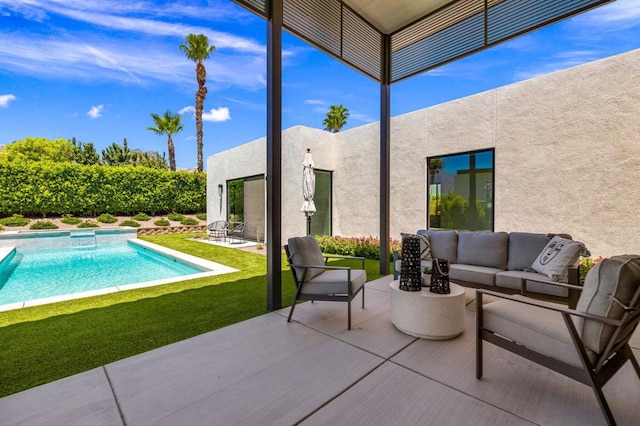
[1,275,639,425]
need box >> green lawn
[0,233,385,398]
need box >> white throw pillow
[401,232,432,261]
[531,236,584,282]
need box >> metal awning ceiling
[233,0,613,83]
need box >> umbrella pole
[306,214,312,235]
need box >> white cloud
[179,106,195,115]
[202,107,231,122]
[304,99,327,105]
[580,0,640,28]
[87,104,103,118]
[0,94,16,107]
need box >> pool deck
[1,275,639,425]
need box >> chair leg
[287,303,296,323]
[348,299,351,330]
[590,383,616,426]
[361,286,365,309]
[629,347,640,380]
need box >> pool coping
[0,238,239,312]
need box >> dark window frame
[426,148,495,231]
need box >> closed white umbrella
[301,148,316,235]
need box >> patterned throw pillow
[401,232,432,260]
[531,236,585,282]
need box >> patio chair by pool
[285,235,366,330]
[207,220,228,242]
[226,222,245,244]
[476,255,640,425]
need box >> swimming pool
[0,230,237,310]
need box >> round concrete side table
[390,280,466,339]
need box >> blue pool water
[0,242,205,305]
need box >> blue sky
[1,0,639,170]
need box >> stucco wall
[208,48,640,256]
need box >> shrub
[0,214,30,227]
[0,162,206,216]
[132,212,150,221]
[579,256,604,283]
[97,213,117,223]
[77,220,99,228]
[119,220,140,227]
[195,213,207,221]
[316,235,401,261]
[180,217,199,226]
[0,224,3,231]
[60,214,82,225]
[167,212,184,221]
[154,218,170,226]
[30,220,59,230]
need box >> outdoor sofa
[394,230,588,307]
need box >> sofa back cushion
[576,255,640,355]
[418,230,457,264]
[457,231,508,269]
[507,232,553,271]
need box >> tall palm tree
[147,111,184,171]
[179,34,215,172]
[323,104,350,133]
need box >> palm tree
[147,111,184,171]
[179,34,215,172]
[323,104,350,133]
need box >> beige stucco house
[207,47,640,257]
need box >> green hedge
[0,162,206,216]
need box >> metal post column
[266,0,283,310]
[379,34,391,275]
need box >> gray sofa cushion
[418,230,457,264]
[483,296,593,368]
[287,235,325,282]
[457,231,508,269]
[301,269,367,296]
[496,270,569,297]
[450,264,501,286]
[575,255,640,355]
[507,232,552,271]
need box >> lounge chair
[226,222,245,244]
[476,255,640,425]
[284,235,366,330]
[207,220,228,242]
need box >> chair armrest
[476,288,622,326]
[322,254,366,270]
[288,263,352,271]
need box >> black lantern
[399,235,422,291]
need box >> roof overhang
[233,0,615,83]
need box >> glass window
[427,149,494,231]
[310,170,332,236]
[227,175,265,242]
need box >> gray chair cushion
[301,269,367,296]
[450,264,500,286]
[418,230,457,264]
[287,235,325,282]
[507,232,552,271]
[483,296,594,368]
[575,255,640,354]
[456,231,508,269]
[496,270,569,297]
[531,236,584,282]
